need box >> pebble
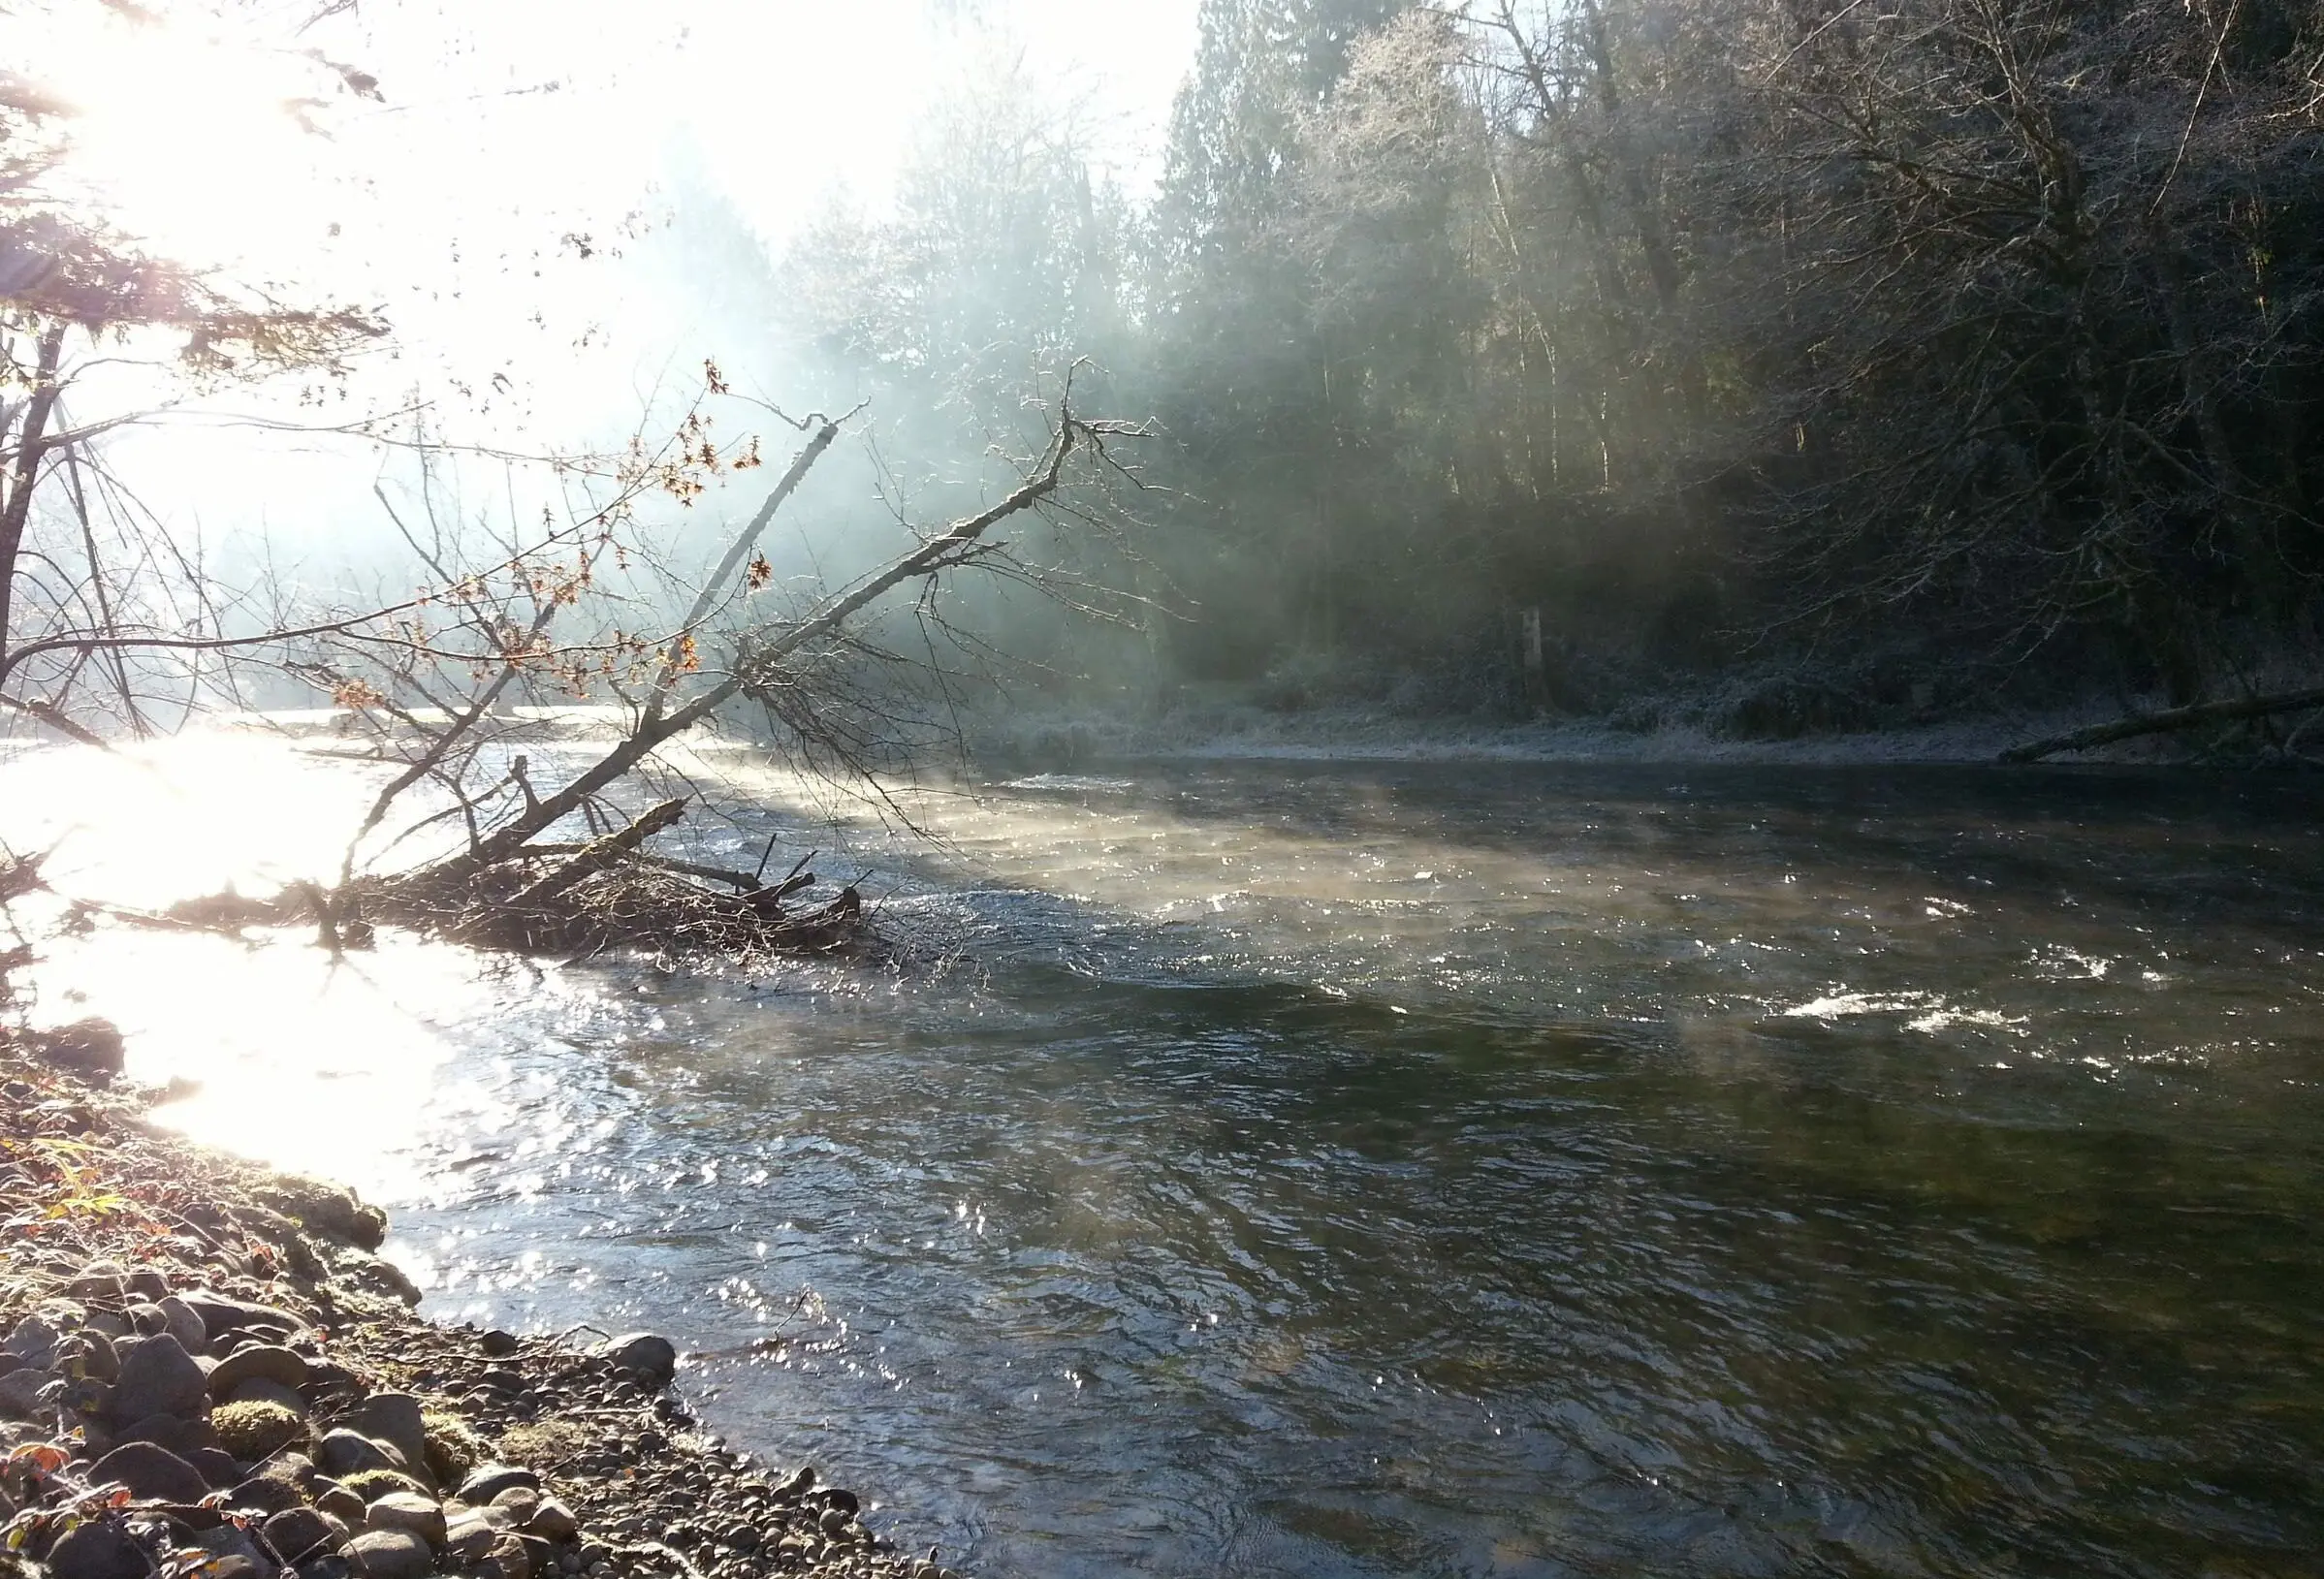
[0,1120,936,1579]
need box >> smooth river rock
[154,1296,208,1354]
[0,1366,48,1419]
[442,1512,500,1562]
[229,1376,312,1417]
[178,1293,307,1342]
[600,1332,678,1389]
[73,1328,120,1383]
[32,1018,126,1080]
[455,1465,540,1505]
[334,1394,429,1484]
[208,1344,309,1399]
[318,1430,409,1479]
[365,1492,448,1550]
[228,1472,310,1517]
[87,1440,211,1503]
[46,1519,149,1579]
[264,1505,344,1564]
[524,1499,578,1543]
[109,1333,207,1423]
[344,1530,431,1579]
[114,1411,220,1458]
[4,1314,62,1370]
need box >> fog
[8,0,2322,751]
[25,0,1189,629]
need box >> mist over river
[10,746,2323,1577]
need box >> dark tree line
[780,0,2324,727]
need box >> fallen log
[507,798,688,910]
[1999,685,2324,764]
[519,845,763,892]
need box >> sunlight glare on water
[0,726,372,906]
[0,729,597,1203]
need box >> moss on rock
[422,1408,488,1486]
[212,1399,307,1461]
[338,1468,432,1502]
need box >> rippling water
[8,742,2322,1576]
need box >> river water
[7,742,2322,1576]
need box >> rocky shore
[0,1034,963,1579]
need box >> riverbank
[968,697,2196,770]
[0,1031,955,1579]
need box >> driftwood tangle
[146,797,869,962]
[344,794,869,959]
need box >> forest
[752,0,2324,741]
[5,1,2322,755]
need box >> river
[7,742,2322,1576]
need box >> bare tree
[268,366,1150,959]
[1,3,390,743]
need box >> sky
[40,0,1201,304]
[19,0,1204,578]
